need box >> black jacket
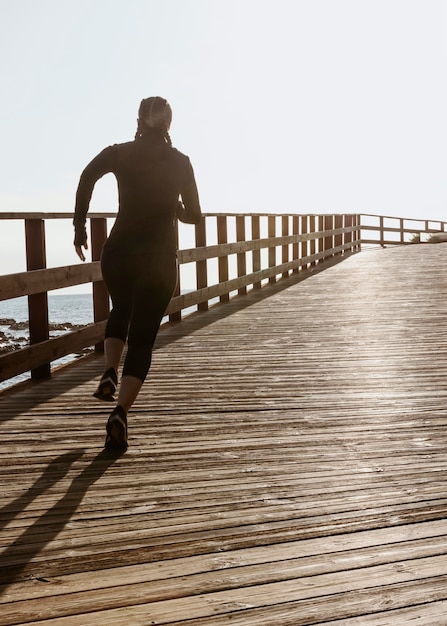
[74,131,201,255]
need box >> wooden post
[301,215,308,270]
[281,215,289,278]
[335,214,343,254]
[401,218,405,244]
[90,217,109,352]
[25,218,50,379]
[318,215,325,261]
[170,220,182,321]
[357,214,362,250]
[309,215,316,266]
[292,215,299,274]
[236,215,247,295]
[252,215,261,289]
[324,215,333,257]
[195,217,208,311]
[268,215,276,284]
[217,215,229,302]
[345,214,352,250]
[380,215,385,247]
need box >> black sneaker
[104,406,128,452]
[93,367,118,402]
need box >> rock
[50,322,85,331]
[0,342,25,354]
[8,321,29,330]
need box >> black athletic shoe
[104,406,128,452]
[93,367,118,402]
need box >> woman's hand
[74,225,88,261]
[75,242,88,262]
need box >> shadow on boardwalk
[0,449,122,592]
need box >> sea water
[0,293,94,390]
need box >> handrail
[360,214,447,246]
[0,212,360,384]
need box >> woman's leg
[104,254,177,451]
[103,337,125,372]
[95,247,132,401]
[122,256,177,384]
[116,375,143,414]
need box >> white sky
[0,0,446,277]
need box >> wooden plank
[10,577,447,625]
[177,231,356,264]
[0,322,106,381]
[1,520,445,602]
[315,600,447,625]
[0,263,102,301]
[3,552,447,624]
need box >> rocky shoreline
[0,318,86,354]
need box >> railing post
[268,215,276,284]
[236,215,247,295]
[380,216,385,247]
[309,214,316,266]
[318,215,325,262]
[324,215,334,257]
[281,216,289,278]
[345,214,352,251]
[25,218,50,379]
[400,218,405,244]
[356,214,362,250]
[217,215,229,302]
[292,215,300,274]
[301,215,308,270]
[90,217,110,352]
[252,215,261,289]
[195,217,208,311]
[335,214,343,255]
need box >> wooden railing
[3,211,446,387]
[360,214,447,246]
[0,212,360,384]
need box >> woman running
[73,96,201,451]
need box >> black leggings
[101,246,178,382]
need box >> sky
[0,0,446,278]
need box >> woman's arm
[73,146,115,261]
[177,181,202,225]
[177,158,202,225]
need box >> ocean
[0,294,95,391]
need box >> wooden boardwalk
[1,244,447,625]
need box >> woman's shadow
[0,448,122,592]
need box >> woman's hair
[135,96,173,146]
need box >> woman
[73,96,202,451]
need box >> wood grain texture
[1,244,447,624]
